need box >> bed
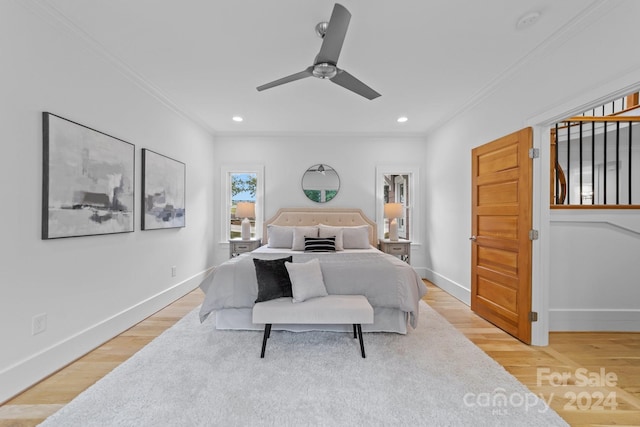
[199,208,427,334]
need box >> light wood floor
[424,282,640,427]
[1,281,639,426]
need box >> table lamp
[384,203,403,241]
[236,202,255,240]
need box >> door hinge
[529,229,539,240]
[529,311,538,322]
[529,148,539,159]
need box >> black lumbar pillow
[253,256,293,303]
[304,236,336,252]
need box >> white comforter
[199,248,427,328]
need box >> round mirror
[302,164,340,203]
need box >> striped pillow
[304,236,336,252]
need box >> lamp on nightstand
[236,202,255,240]
[384,203,403,241]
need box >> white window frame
[220,164,264,243]
[394,175,407,236]
[375,165,420,242]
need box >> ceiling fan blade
[331,69,381,100]
[257,67,314,91]
[315,3,351,65]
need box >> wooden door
[471,127,533,344]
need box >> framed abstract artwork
[42,112,135,239]
[141,149,186,230]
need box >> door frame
[527,77,640,346]
[530,125,549,346]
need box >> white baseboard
[423,268,470,306]
[419,270,640,333]
[0,267,213,404]
[549,309,640,332]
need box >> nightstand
[229,238,261,258]
[378,239,411,264]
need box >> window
[376,165,419,241]
[221,165,264,240]
[384,174,409,238]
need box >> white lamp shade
[236,202,255,219]
[384,203,403,219]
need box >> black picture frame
[42,112,135,239]
[141,149,186,230]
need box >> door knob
[469,236,477,241]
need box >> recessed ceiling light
[516,11,541,30]
[397,116,408,123]
[232,116,244,122]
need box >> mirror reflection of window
[302,164,340,203]
[383,174,409,239]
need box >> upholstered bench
[252,294,374,358]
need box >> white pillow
[267,225,294,248]
[342,225,371,249]
[285,258,328,303]
[292,226,319,251]
[318,225,344,250]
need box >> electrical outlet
[171,266,177,277]
[32,313,47,335]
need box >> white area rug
[40,302,567,426]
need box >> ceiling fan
[256,3,381,100]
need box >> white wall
[213,134,428,273]
[4,1,639,405]
[424,1,640,334]
[0,1,215,402]
[549,210,640,330]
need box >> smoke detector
[516,11,541,30]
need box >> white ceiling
[39,0,604,136]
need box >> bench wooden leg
[260,324,271,358]
[357,324,366,358]
[353,324,357,338]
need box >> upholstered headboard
[263,208,378,247]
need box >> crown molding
[21,0,613,139]
[526,65,640,127]
[213,130,428,140]
[428,0,612,134]
[23,0,427,140]
[22,0,216,136]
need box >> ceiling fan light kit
[312,63,337,79]
[257,3,381,100]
